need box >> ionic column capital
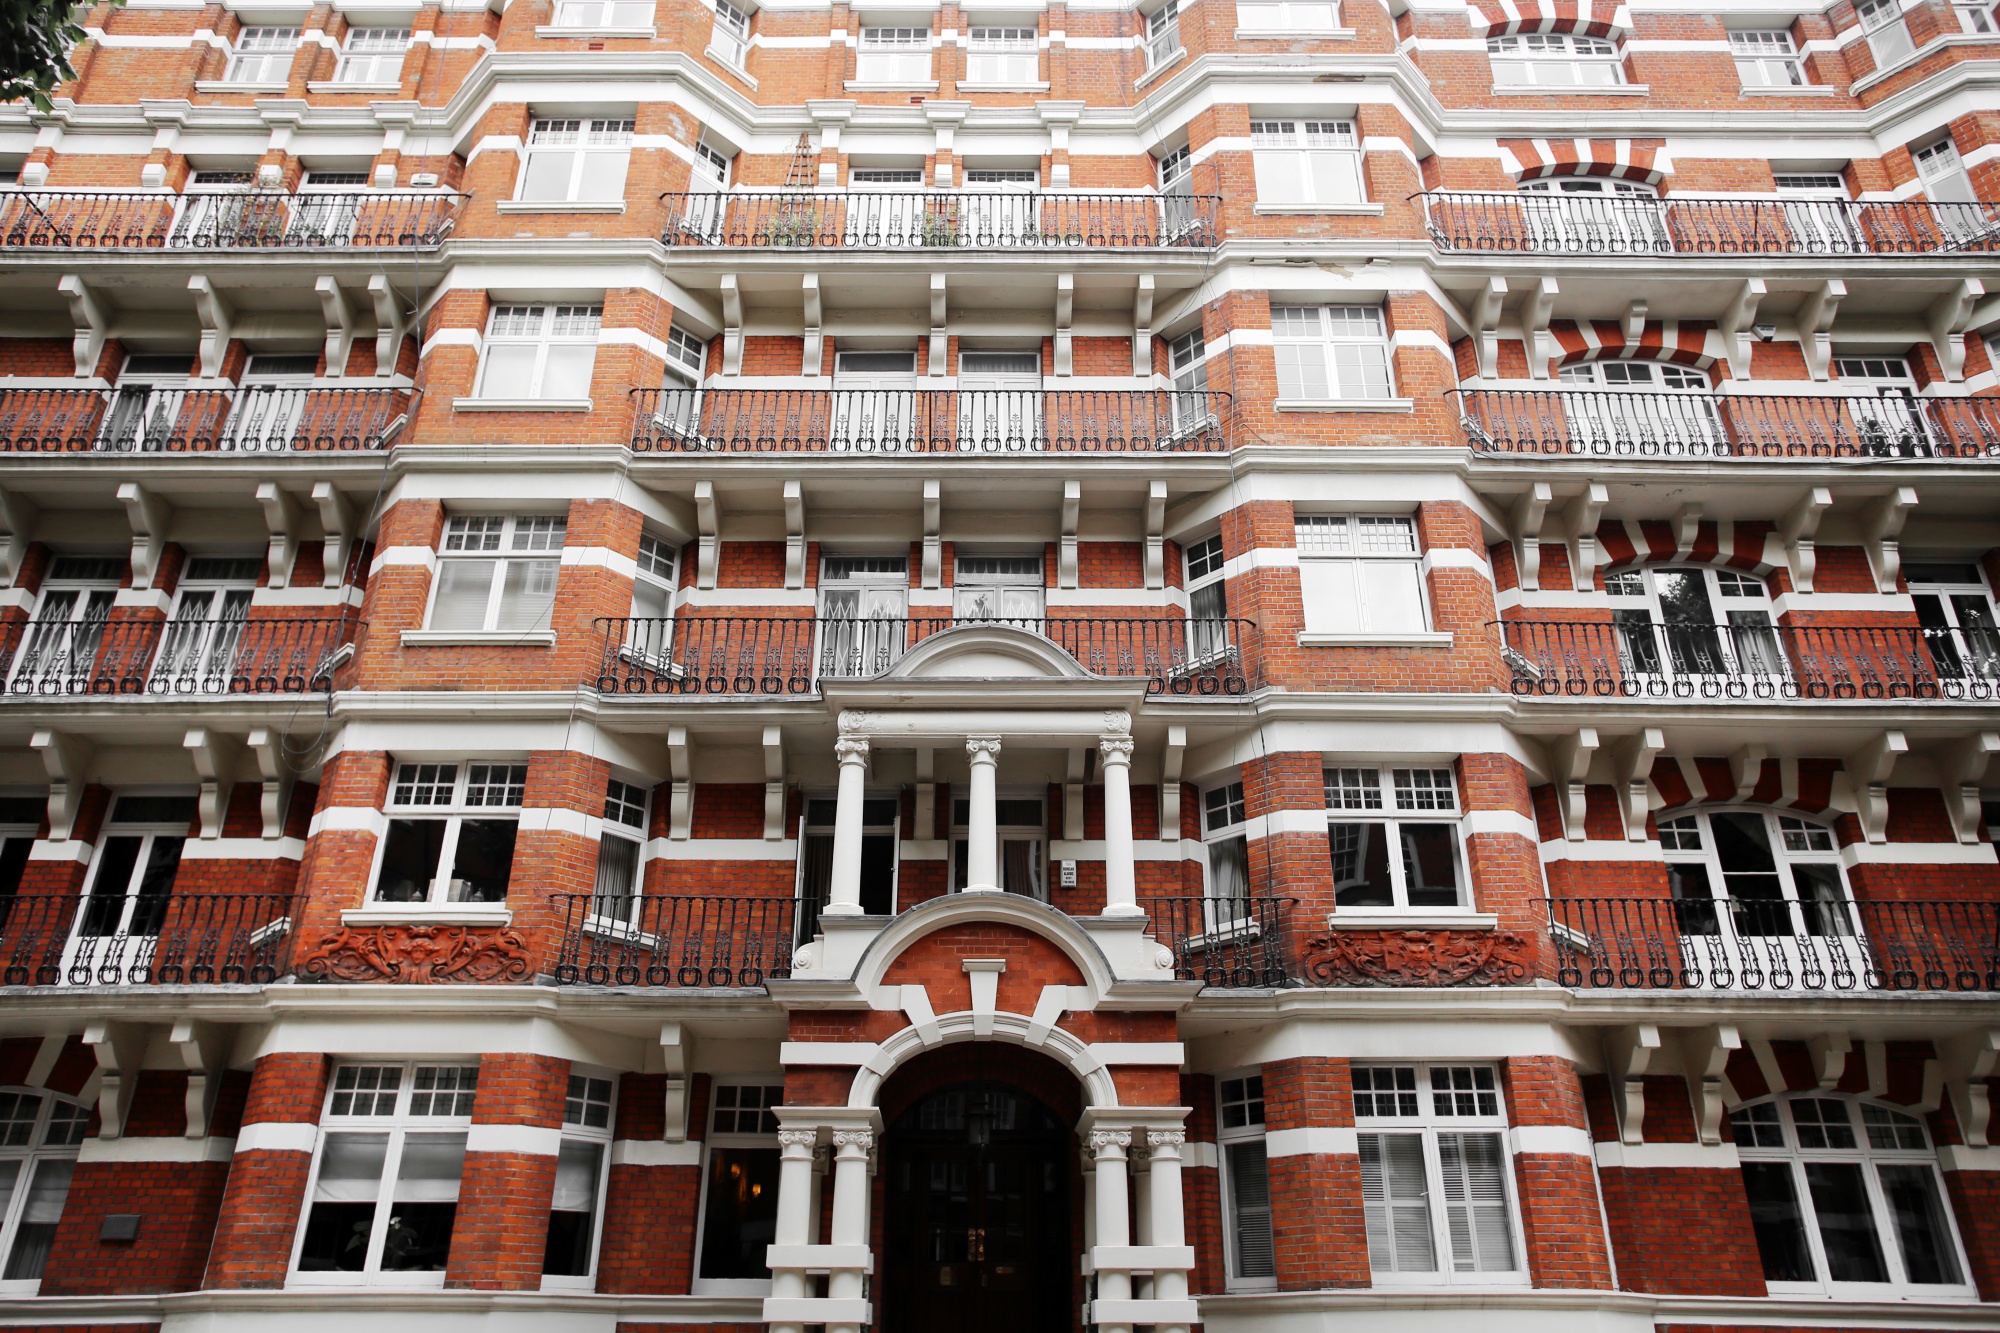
[778,1128,819,1154]
[965,735,1003,759]
[834,736,871,764]
[1098,736,1135,765]
[1089,1128,1133,1157]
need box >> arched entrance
[879,1048,1081,1333]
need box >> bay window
[0,1090,88,1289]
[1857,0,1914,66]
[1354,1064,1523,1281]
[1325,766,1465,909]
[518,119,634,204]
[428,514,567,634]
[296,1063,475,1281]
[475,304,602,401]
[1295,514,1427,637]
[1217,1072,1275,1288]
[1272,305,1394,402]
[1251,120,1364,207]
[371,762,526,906]
[543,1073,615,1284]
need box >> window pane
[374,819,446,902]
[1741,1160,1816,1281]
[1398,823,1461,908]
[447,820,517,902]
[1253,151,1305,204]
[1803,1161,1888,1282]
[497,559,560,632]
[593,833,641,916]
[1298,561,1362,634]
[1208,834,1249,906]
[522,149,578,200]
[299,1132,388,1271]
[1308,150,1364,204]
[1876,1164,1962,1285]
[543,1139,603,1277]
[1438,1132,1515,1271]
[539,344,598,401]
[1360,1131,1435,1271]
[1331,822,1393,906]
[579,150,631,201]
[1359,561,1426,633]
[1274,343,1329,400]
[431,559,497,632]
[383,1133,465,1271]
[0,1159,72,1281]
[698,1146,781,1279]
[1226,1140,1275,1277]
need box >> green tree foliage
[0,0,117,111]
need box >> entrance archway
[878,1045,1082,1333]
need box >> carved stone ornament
[1304,929,1535,988]
[1146,1129,1187,1150]
[965,736,1004,758]
[778,1129,819,1151]
[1089,1128,1133,1153]
[298,924,532,985]
[834,736,871,763]
[832,1128,875,1152]
[1098,736,1135,763]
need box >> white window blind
[1272,305,1393,401]
[1225,1142,1275,1277]
[1915,139,1977,205]
[710,0,749,61]
[520,118,635,203]
[1250,120,1364,207]
[1146,0,1182,66]
[1355,1065,1520,1281]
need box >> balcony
[628,388,1230,454]
[1494,618,2000,702]
[590,615,1261,697]
[660,190,1222,251]
[1420,191,2000,258]
[0,189,465,251]
[1549,896,2000,991]
[1456,389,2000,461]
[0,613,355,698]
[0,892,295,987]
[0,385,409,454]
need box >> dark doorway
[882,1081,1073,1333]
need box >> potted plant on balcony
[762,202,821,247]
[921,204,962,247]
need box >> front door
[884,1082,1073,1333]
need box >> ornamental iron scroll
[297,924,533,984]
[1304,928,1536,988]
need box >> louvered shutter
[1360,1131,1436,1271]
[1226,1140,1276,1277]
[1437,1132,1516,1271]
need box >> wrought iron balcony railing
[591,615,1259,698]
[551,893,797,987]
[660,190,1222,250]
[0,385,408,454]
[0,891,295,987]
[1455,389,2000,461]
[0,189,464,250]
[1549,896,2000,991]
[1140,896,1294,986]
[0,613,354,697]
[628,388,1231,454]
[1495,618,2000,702]
[1420,191,2000,257]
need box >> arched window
[1487,32,1624,86]
[0,1089,89,1288]
[1657,809,1857,982]
[1605,565,1782,685]
[1732,1093,1970,1294]
[1557,359,1726,455]
[1515,174,1667,252]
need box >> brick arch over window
[1646,761,1845,819]
[1593,524,1780,580]
[1550,324,1716,371]
[1501,140,1669,185]
[1470,1,1628,39]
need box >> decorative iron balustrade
[1455,389,2000,461]
[629,388,1231,454]
[592,615,1259,697]
[0,891,295,987]
[1549,896,2000,991]
[0,385,408,454]
[1420,191,2000,257]
[0,189,464,250]
[1495,619,2000,702]
[551,893,797,988]
[1140,896,1294,986]
[660,190,1221,250]
[0,613,354,697]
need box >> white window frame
[1158,143,1192,193]
[709,0,750,64]
[856,26,932,82]
[1732,1094,1974,1298]
[1907,561,2000,681]
[1145,0,1183,68]
[1236,0,1339,31]
[517,118,635,204]
[1201,781,1251,923]
[1324,766,1468,912]
[1486,31,1623,85]
[1655,807,1859,949]
[1913,138,1977,205]
[966,26,1038,82]
[954,552,1044,621]
[0,1089,90,1294]
[1216,1069,1275,1290]
[13,556,120,692]
[225,25,299,83]
[692,1078,785,1296]
[627,530,681,640]
[1729,28,1803,85]
[1353,1063,1527,1284]
[1250,120,1364,208]
[72,792,194,960]
[154,554,258,689]
[427,513,568,634]
[541,1070,617,1290]
[290,1061,480,1287]
[1857,0,1915,66]
[334,27,407,84]
[1183,533,1232,665]
[368,761,528,907]
[1271,305,1394,402]
[1294,514,1428,637]
[693,139,733,188]
[553,0,656,26]
[1604,564,1784,683]
[475,304,602,402]
[587,776,651,930]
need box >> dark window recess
[699,1147,780,1279]
[449,820,517,902]
[541,1140,603,1277]
[375,819,446,902]
[110,794,198,827]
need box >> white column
[1147,1129,1192,1333]
[964,735,1002,892]
[765,1127,820,1333]
[1131,1139,1154,1300]
[1098,735,1141,916]
[827,1128,875,1333]
[823,735,870,916]
[1091,1128,1133,1333]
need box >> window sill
[452,397,594,413]
[1328,910,1497,930]
[1136,48,1186,87]
[306,80,403,93]
[400,629,558,647]
[537,23,659,36]
[1275,397,1415,413]
[706,49,759,86]
[844,79,941,91]
[196,80,286,93]
[1236,25,1354,37]
[341,906,515,927]
[1299,630,1454,648]
[496,199,626,213]
[1739,83,1838,94]
[1253,201,1385,215]
[959,80,1052,91]
[1491,82,1650,95]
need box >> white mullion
[1422,1130,1452,1274]
[365,1123,407,1274]
[286,1123,334,1275]
[1859,1157,1908,1286]
[431,820,465,902]
[1791,1155,1834,1286]
[481,556,508,632]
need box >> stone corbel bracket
[32,729,93,841]
[694,481,719,590]
[1776,486,1831,593]
[1609,727,1663,841]
[1143,480,1166,590]
[1605,1023,1662,1144]
[763,725,786,841]
[1848,729,1908,844]
[248,727,291,839]
[172,1018,229,1138]
[313,481,356,589]
[83,1020,147,1139]
[1860,486,1917,595]
[783,480,805,590]
[1939,1029,2000,1147]
[667,725,692,840]
[1676,1024,1741,1146]
[184,728,244,839]
[921,480,942,588]
[1511,482,1552,593]
[1940,731,2000,843]
[661,1020,690,1141]
[1059,480,1081,589]
[117,481,171,590]
[1548,727,1599,841]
